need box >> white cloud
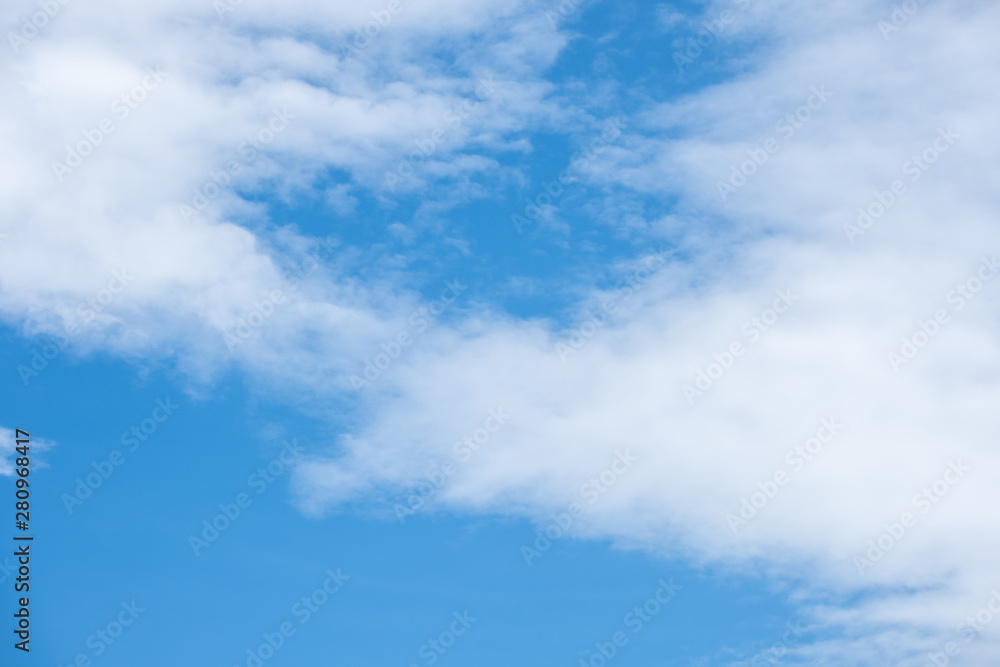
[0,0,565,382]
[4,0,1000,662]
[293,1,1000,663]
[0,427,54,477]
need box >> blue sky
[2,0,1000,665]
[3,332,812,665]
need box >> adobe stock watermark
[178,108,295,222]
[188,439,304,556]
[853,459,970,574]
[383,76,498,191]
[350,279,466,390]
[544,0,586,30]
[576,578,681,667]
[394,408,511,522]
[339,0,417,62]
[672,0,752,74]
[512,118,623,234]
[726,417,843,534]
[61,398,179,515]
[224,238,339,351]
[557,247,670,361]
[0,557,16,585]
[224,291,286,350]
[730,619,810,667]
[521,450,638,565]
[877,0,932,40]
[716,85,833,201]
[407,611,477,667]
[52,70,168,182]
[887,255,998,372]
[16,269,135,385]
[232,568,348,667]
[213,0,245,18]
[56,601,145,666]
[683,288,798,404]
[922,588,1000,667]
[844,127,959,243]
[7,0,72,54]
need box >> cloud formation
[4,0,1000,662]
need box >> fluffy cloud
[294,1,1000,663]
[4,0,1000,662]
[0,0,563,383]
[0,427,54,476]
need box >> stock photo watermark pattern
[6,0,1000,665]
